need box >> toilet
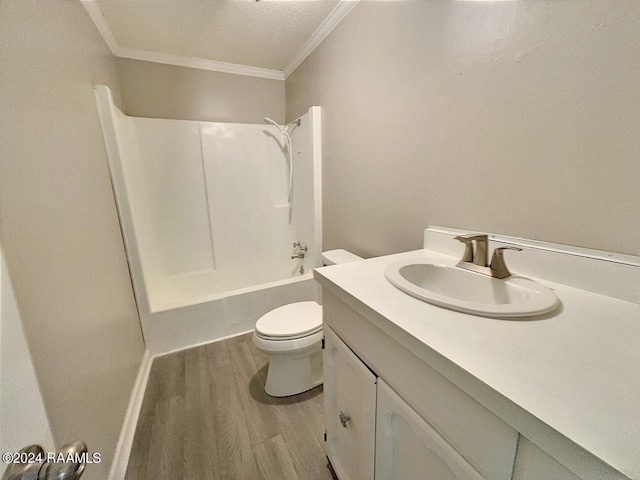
[252,249,363,397]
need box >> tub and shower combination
[95,86,322,354]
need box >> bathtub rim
[148,271,315,314]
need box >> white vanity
[315,227,639,480]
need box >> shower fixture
[264,118,301,131]
[264,117,300,203]
[291,241,308,259]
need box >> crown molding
[81,0,284,80]
[115,47,285,80]
[81,0,358,81]
[81,0,118,54]
[283,0,360,79]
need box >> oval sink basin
[385,258,559,318]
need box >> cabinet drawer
[376,379,488,480]
[324,291,518,480]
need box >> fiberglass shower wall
[95,85,321,317]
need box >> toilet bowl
[252,249,362,397]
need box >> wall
[1,245,55,458]
[0,1,145,479]
[286,1,640,257]
[116,58,286,123]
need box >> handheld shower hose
[264,117,300,203]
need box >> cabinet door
[324,327,377,480]
[375,379,487,480]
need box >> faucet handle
[454,235,475,262]
[454,234,488,265]
[455,234,487,240]
[490,246,522,279]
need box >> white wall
[0,2,146,479]
[286,0,640,257]
[0,245,55,456]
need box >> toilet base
[260,339,323,397]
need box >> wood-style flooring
[125,333,336,480]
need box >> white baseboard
[107,350,153,480]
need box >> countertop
[315,249,640,480]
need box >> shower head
[264,117,280,128]
[264,117,287,137]
[264,117,300,133]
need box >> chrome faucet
[454,234,521,279]
[291,242,308,259]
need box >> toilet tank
[322,249,363,266]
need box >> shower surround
[95,86,322,354]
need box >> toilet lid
[255,301,322,340]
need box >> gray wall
[0,1,145,478]
[116,58,286,123]
[286,1,640,257]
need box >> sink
[384,258,559,318]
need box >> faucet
[489,246,522,279]
[291,242,308,259]
[454,234,489,266]
[454,234,521,279]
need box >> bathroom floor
[125,333,336,480]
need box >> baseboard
[107,350,153,480]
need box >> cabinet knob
[339,411,351,428]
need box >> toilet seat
[255,301,322,341]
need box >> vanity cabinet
[323,327,376,480]
[317,238,637,480]
[323,323,515,480]
[322,292,518,480]
[376,378,487,480]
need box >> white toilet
[252,249,362,397]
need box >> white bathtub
[143,273,318,355]
[95,84,323,355]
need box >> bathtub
[96,84,323,355]
[143,273,318,355]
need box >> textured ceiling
[94,0,343,71]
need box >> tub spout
[292,242,308,259]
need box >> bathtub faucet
[292,242,308,259]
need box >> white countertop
[315,249,640,480]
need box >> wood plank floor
[125,333,337,480]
